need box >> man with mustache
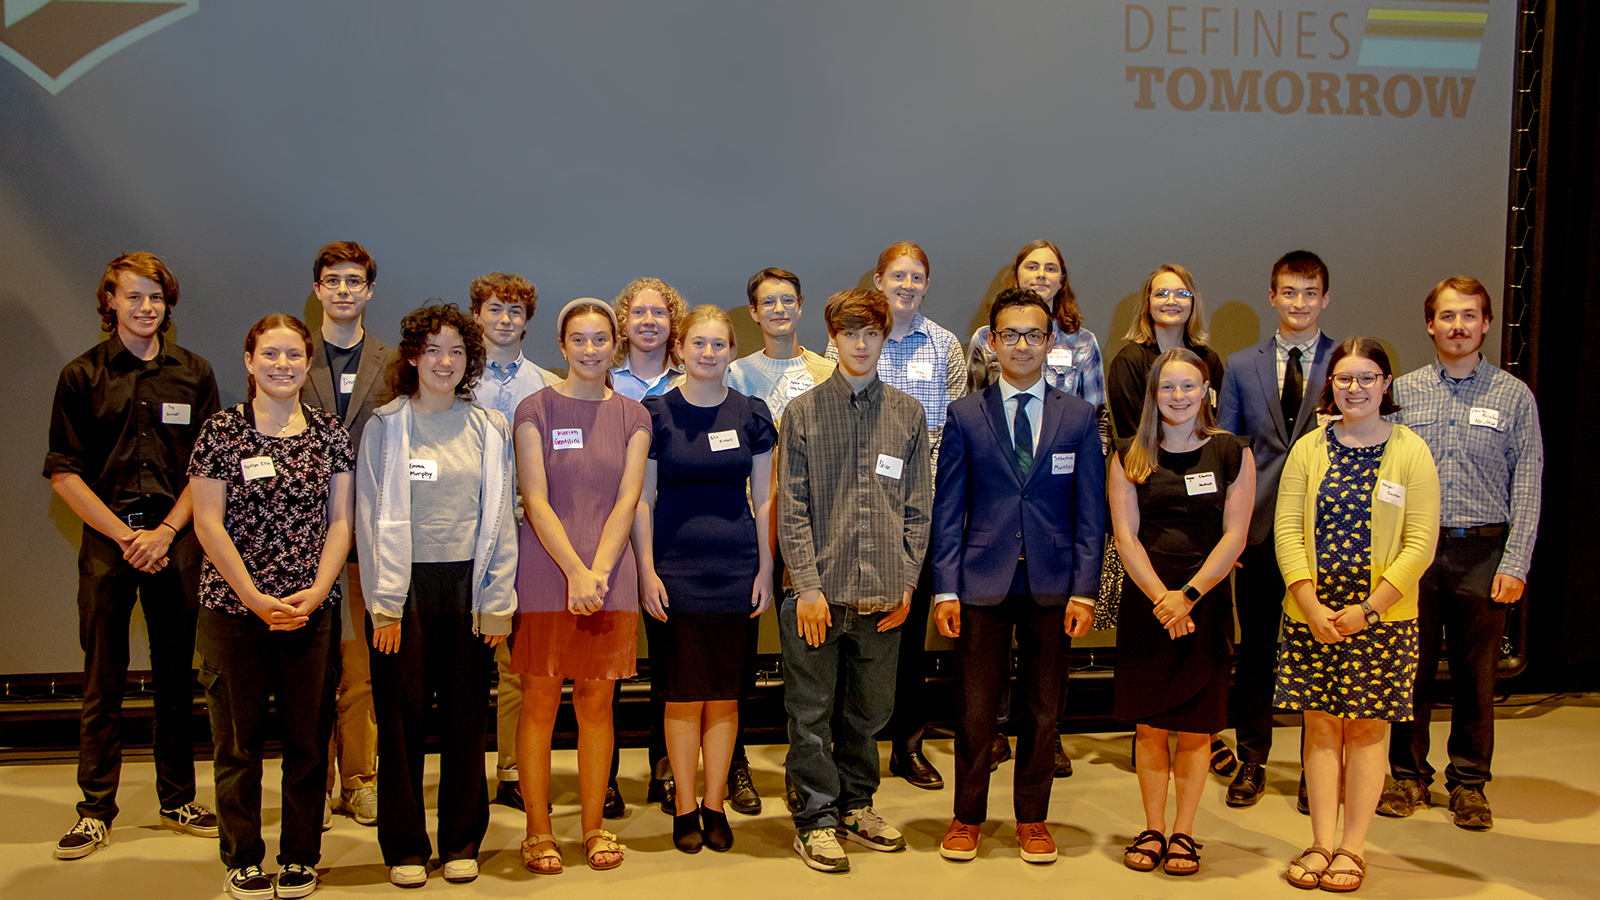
[1380,276,1543,831]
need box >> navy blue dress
[644,389,776,700]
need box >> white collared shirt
[998,374,1048,457]
[1273,330,1322,394]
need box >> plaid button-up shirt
[827,313,966,478]
[777,371,931,612]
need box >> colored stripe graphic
[1358,6,1487,70]
[1368,9,1489,23]
[1358,38,1482,69]
[1365,23,1486,39]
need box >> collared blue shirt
[610,360,684,402]
[826,312,966,473]
[479,353,556,422]
[1392,355,1543,580]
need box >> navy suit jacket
[932,382,1105,606]
[1216,332,1337,545]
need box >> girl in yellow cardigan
[1274,338,1439,893]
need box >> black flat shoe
[603,777,625,819]
[784,770,803,813]
[673,808,703,853]
[1226,763,1267,808]
[1297,772,1310,816]
[700,806,733,852]
[647,758,677,815]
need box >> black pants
[1233,537,1286,765]
[368,562,492,866]
[952,564,1069,824]
[75,526,200,822]
[198,604,336,868]
[1389,530,1508,790]
[883,555,935,752]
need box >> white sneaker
[390,864,427,888]
[340,786,378,826]
[793,827,849,872]
[838,806,905,851]
[442,859,478,883]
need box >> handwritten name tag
[1052,452,1076,475]
[340,372,357,394]
[161,403,191,425]
[1184,471,1218,495]
[551,428,583,450]
[906,360,933,381]
[1047,348,1073,369]
[876,454,904,480]
[786,372,814,399]
[1377,479,1406,506]
[409,459,438,482]
[709,429,739,452]
[240,456,276,481]
[1469,407,1500,428]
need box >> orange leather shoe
[1016,821,1056,864]
[939,819,981,861]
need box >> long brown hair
[1004,239,1081,334]
[1122,348,1226,484]
[1122,264,1209,347]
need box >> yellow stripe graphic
[1368,9,1489,24]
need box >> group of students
[42,238,1541,896]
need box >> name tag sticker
[551,428,583,450]
[1377,479,1406,506]
[786,372,814,399]
[409,459,438,482]
[708,429,739,452]
[1052,452,1076,475]
[906,360,933,381]
[1184,472,1218,495]
[340,372,357,394]
[161,403,191,425]
[875,453,904,480]
[240,456,276,481]
[1469,407,1500,428]
[1047,348,1073,369]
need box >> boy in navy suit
[931,288,1105,864]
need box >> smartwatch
[1180,583,1201,603]
[1359,599,1381,627]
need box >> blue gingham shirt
[968,324,1106,406]
[827,312,966,475]
[479,353,557,423]
[610,361,684,402]
[1392,355,1543,580]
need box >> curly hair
[388,302,486,401]
[97,251,179,334]
[243,314,313,400]
[612,277,688,366]
[469,271,538,317]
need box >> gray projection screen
[0,1,1514,675]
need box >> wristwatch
[1180,583,1201,603]
[1359,599,1381,627]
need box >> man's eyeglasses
[758,296,799,310]
[997,329,1048,347]
[320,276,369,290]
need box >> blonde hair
[1123,264,1209,347]
[613,277,689,366]
[678,304,736,352]
[1121,348,1226,484]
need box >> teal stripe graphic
[1357,38,1482,68]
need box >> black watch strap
[1181,583,1201,603]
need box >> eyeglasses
[1151,288,1194,301]
[758,295,799,310]
[319,276,369,290]
[1331,373,1386,389]
[997,329,1047,347]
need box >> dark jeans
[198,604,337,868]
[883,555,934,751]
[953,564,1069,824]
[1389,530,1509,790]
[75,526,201,822]
[780,595,901,831]
[368,562,493,866]
[1233,537,1287,765]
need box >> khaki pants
[327,561,378,794]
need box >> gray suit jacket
[304,329,397,458]
[1216,332,1337,545]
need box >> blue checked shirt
[827,312,966,476]
[479,353,558,423]
[967,324,1106,407]
[1392,356,1543,580]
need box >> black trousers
[75,525,201,822]
[1233,537,1286,765]
[198,604,336,868]
[883,555,935,751]
[368,562,492,866]
[952,564,1070,824]
[1389,530,1509,790]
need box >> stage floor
[2,694,1596,900]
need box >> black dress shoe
[1053,741,1074,778]
[647,758,677,815]
[494,780,526,811]
[1297,772,1310,816]
[1225,762,1267,808]
[700,807,733,851]
[603,777,626,819]
[727,759,761,815]
[672,808,703,853]
[989,735,1012,772]
[784,770,803,813]
[889,748,944,790]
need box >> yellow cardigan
[1273,424,1440,623]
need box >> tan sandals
[583,828,626,870]
[1319,849,1367,893]
[521,834,562,875]
[1287,846,1333,889]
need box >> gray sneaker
[1449,785,1493,830]
[339,785,378,826]
[794,827,849,872]
[838,806,905,852]
[1376,777,1430,817]
[54,817,110,860]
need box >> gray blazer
[304,328,397,455]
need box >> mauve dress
[510,388,651,681]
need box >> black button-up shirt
[43,334,221,516]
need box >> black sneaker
[54,817,110,860]
[225,865,274,900]
[160,802,220,837]
[275,863,318,899]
